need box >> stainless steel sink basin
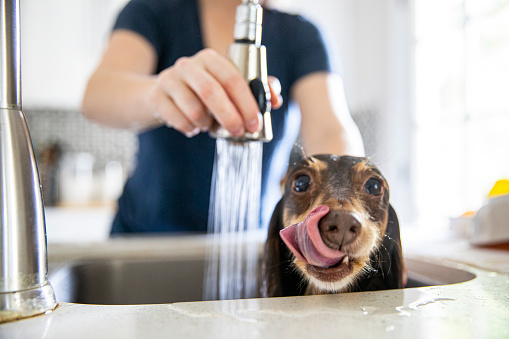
[404,257,476,287]
[50,257,206,305]
[49,255,476,305]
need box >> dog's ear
[280,143,307,192]
[384,204,405,288]
[353,204,404,292]
[262,198,309,297]
[261,199,284,298]
[287,143,307,173]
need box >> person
[81,0,365,234]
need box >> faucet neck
[0,0,21,109]
[233,0,263,46]
[0,0,56,323]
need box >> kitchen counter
[1,235,508,338]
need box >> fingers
[158,66,212,131]
[268,76,283,110]
[151,49,282,138]
[175,53,247,136]
[150,85,201,138]
[196,49,261,134]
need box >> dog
[262,154,404,297]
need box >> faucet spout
[209,0,273,142]
[0,0,20,109]
[0,0,57,323]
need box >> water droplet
[386,325,395,332]
[409,297,456,310]
[395,306,411,317]
[360,306,377,315]
[434,298,456,302]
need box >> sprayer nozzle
[209,0,272,143]
[208,42,273,143]
[210,109,273,143]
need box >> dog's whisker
[383,233,404,260]
[377,243,392,278]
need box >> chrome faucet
[209,0,273,142]
[0,0,56,323]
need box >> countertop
[1,233,509,338]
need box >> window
[413,0,509,224]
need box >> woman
[81,0,364,233]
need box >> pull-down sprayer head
[209,0,273,142]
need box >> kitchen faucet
[0,0,56,323]
[209,0,273,142]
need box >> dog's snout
[319,210,361,249]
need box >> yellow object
[461,211,476,218]
[488,179,509,198]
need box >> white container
[471,194,509,245]
[58,152,95,205]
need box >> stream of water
[203,138,264,300]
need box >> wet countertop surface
[1,234,509,338]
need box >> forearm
[300,119,364,157]
[294,72,365,157]
[83,30,269,136]
[82,67,159,131]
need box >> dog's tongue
[280,205,346,268]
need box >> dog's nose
[319,210,362,249]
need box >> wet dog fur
[262,154,404,297]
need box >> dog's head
[264,154,391,295]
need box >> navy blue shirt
[111,0,331,234]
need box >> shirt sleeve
[113,0,165,57]
[286,16,331,85]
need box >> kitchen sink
[50,257,206,305]
[404,257,476,288]
[49,255,476,305]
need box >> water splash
[392,296,456,317]
[204,139,263,300]
[395,306,411,317]
[408,297,456,310]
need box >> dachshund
[262,153,404,297]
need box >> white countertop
[1,234,509,338]
[1,263,507,339]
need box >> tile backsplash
[25,108,136,170]
[24,107,137,206]
[23,107,378,207]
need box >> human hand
[268,76,283,111]
[149,48,282,138]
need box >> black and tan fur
[262,154,404,297]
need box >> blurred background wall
[19,0,509,236]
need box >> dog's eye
[293,175,311,192]
[364,177,382,196]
